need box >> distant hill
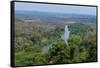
[15,10,96,24]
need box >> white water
[62,25,70,44]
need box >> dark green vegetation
[15,18,97,66]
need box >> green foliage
[46,40,71,64]
[15,51,34,66]
[71,46,89,62]
[15,37,33,52]
[15,51,47,66]
[15,18,97,66]
[68,23,89,36]
[68,34,81,45]
[81,32,97,62]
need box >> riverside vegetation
[15,14,97,66]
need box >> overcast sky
[15,2,96,15]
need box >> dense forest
[15,16,97,66]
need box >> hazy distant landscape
[14,2,97,66]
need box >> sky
[15,2,96,15]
